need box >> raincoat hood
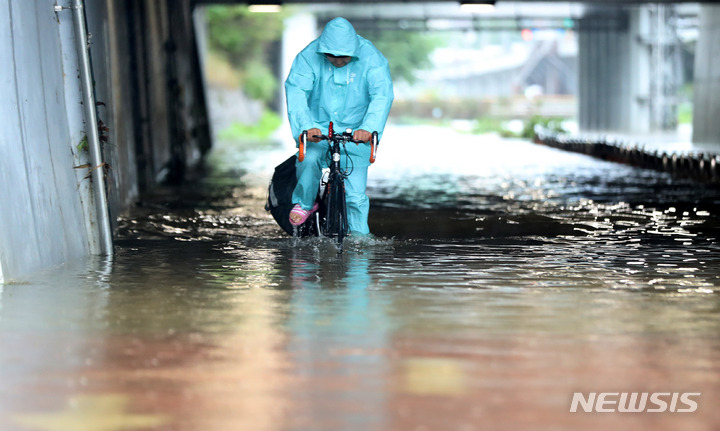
[317,17,359,58]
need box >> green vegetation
[678,83,693,125]
[520,115,567,138]
[205,7,284,63]
[678,103,692,125]
[469,115,568,138]
[469,116,567,138]
[363,30,444,84]
[205,7,442,89]
[217,109,282,141]
[204,7,442,141]
[204,6,284,104]
[77,134,88,152]
[471,117,506,135]
[243,61,277,102]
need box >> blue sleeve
[285,53,322,145]
[359,64,394,138]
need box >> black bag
[265,155,319,236]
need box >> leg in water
[315,212,322,237]
[292,225,300,247]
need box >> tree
[204,6,284,103]
[205,6,284,67]
[363,30,443,84]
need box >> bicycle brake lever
[370,131,379,163]
[299,130,307,162]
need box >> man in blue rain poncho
[285,17,393,235]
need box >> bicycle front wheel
[325,173,348,245]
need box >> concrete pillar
[692,5,720,147]
[627,7,651,134]
[578,6,681,134]
[577,7,638,133]
[280,13,317,123]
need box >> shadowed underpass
[3,1,720,429]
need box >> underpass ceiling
[192,2,701,28]
[195,0,703,4]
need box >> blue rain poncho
[285,17,394,166]
[285,18,394,235]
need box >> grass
[217,109,282,141]
[678,102,692,125]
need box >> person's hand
[300,128,322,143]
[353,129,372,144]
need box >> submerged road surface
[1,124,719,431]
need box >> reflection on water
[2,125,720,430]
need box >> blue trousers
[292,143,370,235]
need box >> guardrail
[534,127,720,184]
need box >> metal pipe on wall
[70,0,114,255]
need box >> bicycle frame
[299,122,379,247]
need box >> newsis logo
[570,392,700,413]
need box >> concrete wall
[692,5,720,147]
[0,0,211,282]
[85,0,140,229]
[0,0,96,282]
[86,0,210,219]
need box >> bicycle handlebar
[312,134,366,144]
[299,125,380,164]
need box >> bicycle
[298,121,379,248]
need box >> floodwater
[1,124,720,431]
